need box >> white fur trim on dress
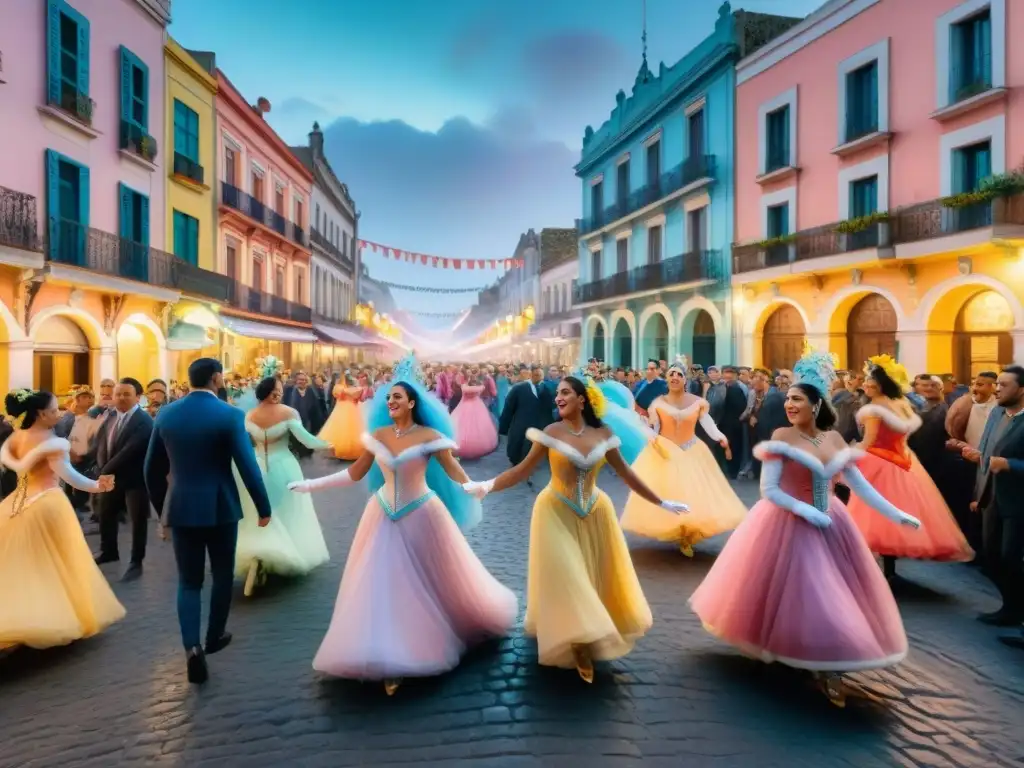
[752,440,865,478]
[855,403,922,434]
[525,427,621,468]
[360,432,458,468]
[0,436,71,473]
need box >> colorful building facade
[575,4,799,370]
[732,0,1024,382]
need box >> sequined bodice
[755,441,863,513]
[363,433,457,520]
[526,428,620,517]
[778,460,836,513]
[652,400,701,447]
[462,385,484,400]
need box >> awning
[220,315,316,343]
[166,321,215,351]
[314,322,382,347]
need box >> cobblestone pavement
[2,446,1023,768]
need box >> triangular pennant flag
[442,259,448,268]
[477,260,485,269]
[467,261,475,270]
[454,259,462,270]
[489,260,496,269]
[382,247,390,258]
[370,242,378,252]
[432,257,439,267]
[504,259,512,269]
[421,255,428,265]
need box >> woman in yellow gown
[621,358,747,555]
[319,373,366,460]
[0,388,124,651]
[463,376,687,682]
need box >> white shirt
[108,404,139,449]
[68,413,100,458]
[965,398,997,449]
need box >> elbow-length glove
[288,468,353,493]
[462,479,495,499]
[841,464,920,528]
[761,459,831,528]
[50,454,101,493]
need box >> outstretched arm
[464,441,547,498]
[435,449,471,484]
[49,451,103,493]
[604,448,662,506]
[289,450,374,492]
[287,418,331,449]
[841,464,920,527]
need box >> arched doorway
[116,317,163,386]
[761,304,805,371]
[641,312,669,362]
[953,290,1013,381]
[591,324,605,362]
[692,310,716,369]
[612,317,632,368]
[847,294,897,369]
[33,315,91,395]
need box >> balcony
[733,218,892,276]
[225,280,311,324]
[1,186,40,253]
[890,194,1024,248]
[574,250,722,305]
[46,218,233,302]
[172,152,204,185]
[310,227,353,267]
[220,182,307,249]
[119,121,158,165]
[50,87,95,126]
[576,155,716,236]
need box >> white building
[530,228,580,366]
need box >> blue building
[574,3,798,370]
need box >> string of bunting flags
[376,279,488,294]
[358,239,524,270]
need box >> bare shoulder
[770,426,796,444]
[826,430,849,449]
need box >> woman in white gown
[234,376,331,596]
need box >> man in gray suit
[964,365,1024,643]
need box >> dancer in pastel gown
[494,366,512,419]
[621,357,747,555]
[289,356,517,695]
[451,373,499,459]
[0,389,124,651]
[318,373,366,461]
[463,376,687,682]
[845,355,972,582]
[689,347,920,707]
[235,376,332,596]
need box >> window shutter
[190,219,199,264]
[46,1,61,104]
[978,145,992,186]
[119,47,132,125]
[138,56,149,130]
[781,107,790,165]
[139,193,150,246]
[77,163,90,266]
[76,11,90,96]
[45,150,61,252]
[949,26,961,101]
[952,150,965,194]
[869,63,879,129]
[118,184,132,239]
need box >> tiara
[792,340,838,401]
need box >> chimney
[310,121,324,157]
[252,97,271,119]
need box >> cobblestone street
[2,447,1023,768]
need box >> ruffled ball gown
[318,385,366,461]
[313,433,517,680]
[0,436,125,650]
[234,416,331,585]
[524,428,652,668]
[621,396,746,554]
[690,441,907,674]
[846,403,972,562]
[451,384,498,459]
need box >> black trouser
[98,486,150,564]
[171,523,238,649]
[982,505,1024,616]
[945,456,982,552]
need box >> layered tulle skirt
[846,451,972,562]
[526,486,652,668]
[319,399,364,461]
[621,437,746,548]
[690,497,907,671]
[314,494,517,679]
[0,487,125,650]
[451,398,498,459]
[234,452,330,579]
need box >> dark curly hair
[561,376,604,429]
[866,365,904,399]
[254,377,281,402]
[5,389,56,430]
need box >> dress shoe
[977,609,1023,627]
[997,634,1024,651]
[93,552,119,565]
[120,563,142,582]
[186,647,208,684]
[205,632,232,655]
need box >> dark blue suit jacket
[144,390,272,527]
[975,405,1024,518]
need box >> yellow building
[165,39,218,272]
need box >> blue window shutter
[980,15,992,84]
[45,1,61,104]
[119,47,132,125]
[189,219,199,264]
[118,184,132,239]
[978,145,992,185]
[78,164,89,227]
[139,193,150,246]
[868,63,878,129]
[952,149,965,194]
[76,10,90,96]
[45,150,61,251]
[780,203,789,236]
[781,107,790,165]
[949,26,962,100]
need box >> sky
[169,0,822,327]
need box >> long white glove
[289,468,352,493]
[841,465,920,528]
[462,479,495,499]
[761,460,832,528]
[50,454,101,493]
[660,500,689,514]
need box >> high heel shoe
[572,646,594,684]
[817,673,846,707]
[384,678,401,696]
[243,559,261,597]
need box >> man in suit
[499,364,554,473]
[964,365,1024,641]
[93,378,153,582]
[145,357,272,684]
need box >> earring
[812,402,821,416]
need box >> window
[849,176,878,218]
[173,100,199,162]
[951,9,992,102]
[251,170,263,201]
[590,181,603,222]
[954,140,992,193]
[590,250,602,282]
[646,140,661,187]
[118,183,150,281]
[275,266,285,296]
[173,210,199,265]
[315,203,321,231]
[295,270,305,304]
[845,61,878,141]
[46,1,90,115]
[224,147,237,185]
[252,255,263,291]
[647,224,662,264]
[226,242,238,280]
[275,188,285,215]
[119,46,148,133]
[295,199,303,228]
[766,106,790,171]
[616,160,629,209]
[45,149,89,264]
[616,238,628,273]
[688,109,705,159]
[687,208,706,253]
[767,203,789,238]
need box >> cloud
[320,115,579,267]
[275,96,334,123]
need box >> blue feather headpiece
[392,353,423,385]
[792,341,838,401]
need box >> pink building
[0,0,179,394]
[731,0,1024,382]
[214,71,316,371]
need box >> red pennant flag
[454,259,462,270]
[467,261,475,270]
[477,260,485,269]
[382,247,390,258]
[432,257,439,267]
[489,260,496,269]
[357,239,365,250]
[421,254,428,265]
[442,259,448,268]
[370,242,378,253]
[504,259,512,269]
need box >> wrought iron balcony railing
[310,227,353,265]
[119,121,158,162]
[173,152,204,185]
[576,155,716,235]
[226,280,312,324]
[889,194,1024,243]
[49,86,94,125]
[0,186,40,252]
[220,182,307,248]
[574,249,723,304]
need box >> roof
[539,228,578,272]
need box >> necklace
[393,423,419,438]
[799,430,824,447]
[567,422,586,437]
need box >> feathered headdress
[392,353,424,385]
[258,355,283,380]
[570,367,607,418]
[792,340,838,401]
[864,353,910,393]
[667,355,689,376]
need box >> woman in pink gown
[450,373,498,459]
[289,368,517,696]
[690,348,920,707]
